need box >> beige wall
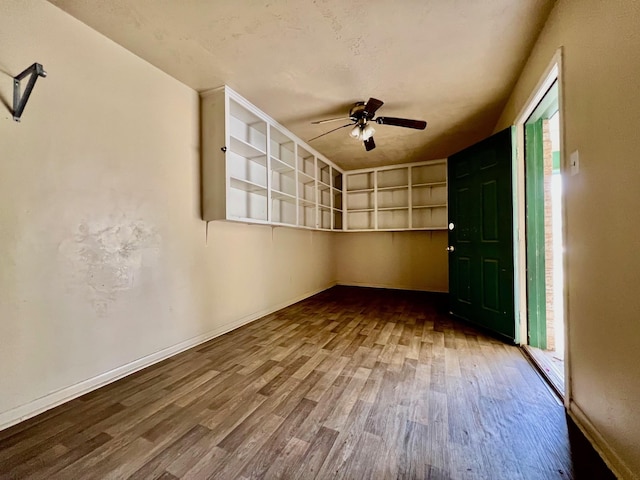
[0,0,335,428]
[496,0,640,477]
[336,231,448,293]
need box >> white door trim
[513,48,570,407]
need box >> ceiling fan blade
[364,137,376,151]
[307,123,353,142]
[376,117,427,130]
[311,116,351,125]
[363,98,384,119]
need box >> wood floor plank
[238,397,316,479]
[291,425,339,480]
[177,446,228,480]
[4,442,69,480]
[260,436,310,479]
[316,398,376,479]
[0,286,614,480]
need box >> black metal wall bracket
[13,63,47,122]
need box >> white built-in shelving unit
[344,160,448,231]
[201,86,344,231]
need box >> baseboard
[0,282,335,432]
[568,400,636,480]
[336,281,448,294]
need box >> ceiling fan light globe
[362,124,375,141]
[350,125,361,139]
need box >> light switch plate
[570,150,580,175]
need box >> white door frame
[513,48,570,406]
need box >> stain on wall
[59,215,160,315]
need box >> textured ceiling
[48,0,555,170]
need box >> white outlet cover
[570,150,580,175]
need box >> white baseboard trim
[336,281,448,294]
[568,400,636,480]
[0,282,335,432]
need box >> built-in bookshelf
[344,159,447,231]
[201,86,344,230]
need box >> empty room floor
[0,286,612,479]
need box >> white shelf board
[229,135,266,161]
[298,198,316,207]
[347,188,375,194]
[272,189,297,202]
[377,185,409,191]
[378,206,410,211]
[298,171,315,185]
[271,220,297,227]
[348,208,375,213]
[229,176,268,195]
[270,156,295,173]
[228,215,270,224]
[411,226,448,231]
[412,204,447,209]
[412,181,447,188]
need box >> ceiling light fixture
[362,123,375,141]
[350,123,376,142]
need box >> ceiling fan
[308,97,427,151]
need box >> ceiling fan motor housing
[349,102,367,124]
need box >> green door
[448,127,516,341]
[525,119,547,348]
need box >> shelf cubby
[228,156,267,189]
[333,210,343,230]
[347,172,374,191]
[412,205,448,229]
[271,166,296,198]
[319,206,332,230]
[377,187,408,210]
[347,190,375,211]
[297,146,315,178]
[333,189,343,211]
[272,194,297,226]
[229,99,267,155]
[347,211,375,230]
[412,163,447,186]
[412,183,447,207]
[318,159,331,187]
[269,127,295,168]
[298,201,316,228]
[377,167,408,189]
[318,184,331,208]
[299,178,316,204]
[228,180,268,221]
[378,208,409,230]
[333,171,343,191]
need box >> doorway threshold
[522,345,565,398]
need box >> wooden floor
[0,286,613,479]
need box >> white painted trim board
[569,400,637,480]
[336,281,448,294]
